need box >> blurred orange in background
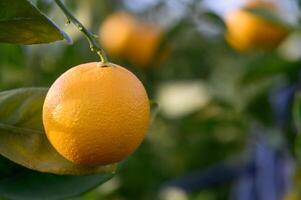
[99,11,166,68]
[224,0,289,52]
[126,23,163,67]
[99,12,137,57]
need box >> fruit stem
[54,0,108,63]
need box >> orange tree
[2,0,301,200]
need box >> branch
[54,0,108,63]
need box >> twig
[54,0,108,63]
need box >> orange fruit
[99,12,137,57]
[99,11,165,68]
[43,62,150,166]
[127,23,162,67]
[225,0,288,51]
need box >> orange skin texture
[225,4,288,51]
[43,62,150,166]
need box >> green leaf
[0,0,71,44]
[152,17,190,64]
[202,12,226,31]
[0,170,113,200]
[0,87,116,175]
[0,156,20,179]
[240,54,300,84]
[0,156,115,200]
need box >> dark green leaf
[240,54,300,84]
[0,0,71,44]
[202,12,226,31]
[149,18,190,67]
[0,158,115,200]
[0,87,116,175]
[0,156,21,179]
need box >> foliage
[0,0,70,44]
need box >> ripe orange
[225,0,288,51]
[43,62,150,166]
[126,23,162,67]
[99,11,164,68]
[99,12,137,57]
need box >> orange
[225,0,288,51]
[99,11,165,68]
[99,12,137,57]
[127,23,162,67]
[43,62,150,166]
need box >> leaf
[0,156,116,200]
[240,54,300,85]
[152,17,190,61]
[0,87,116,175]
[0,0,71,44]
[202,12,226,31]
[0,156,20,179]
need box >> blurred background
[1,0,301,199]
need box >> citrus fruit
[225,0,288,51]
[99,12,137,57]
[99,11,165,68]
[43,62,150,166]
[126,23,162,67]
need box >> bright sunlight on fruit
[43,62,150,166]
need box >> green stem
[54,0,108,63]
